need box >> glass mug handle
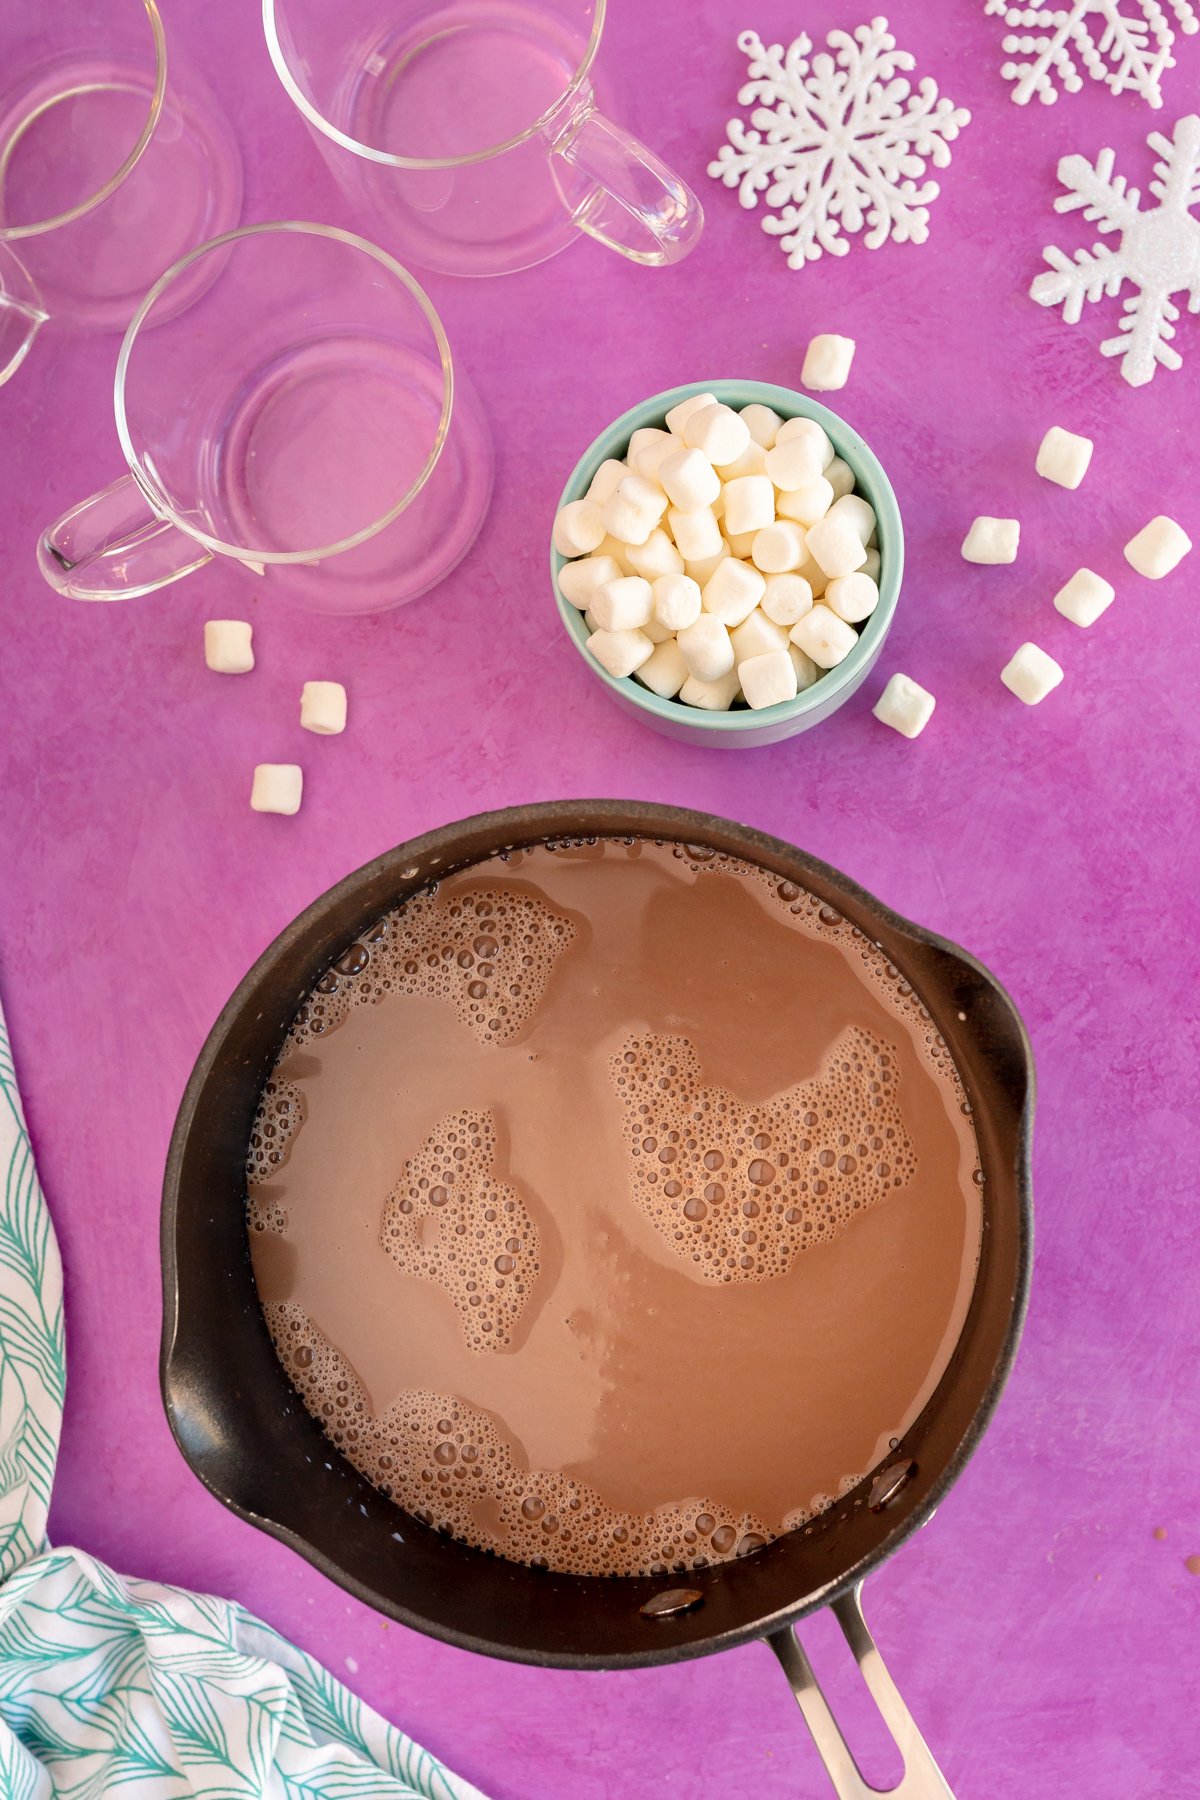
[549,103,703,267]
[37,475,213,601]
[0,245,48,388]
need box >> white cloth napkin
[0,1000,485,1800]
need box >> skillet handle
[765,1584,955,1799]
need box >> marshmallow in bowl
[557,393,881,713]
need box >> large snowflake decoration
[1030,114,1200,384]
[984,1,1199,108]
[707,19,970,269]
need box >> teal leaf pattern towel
[0,1002,485,1800]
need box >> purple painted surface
[2,3,1198,1796]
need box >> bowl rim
[551,379,904,733]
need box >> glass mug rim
[113,219,456,567]
[261,0,606,170]
[0,0,167,243]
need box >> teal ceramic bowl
[551,379,903,748]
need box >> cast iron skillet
[161,801,1033,1798]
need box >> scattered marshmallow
[204,620,254,674]
[1035,426,1093,491]
[873,673,935,739]
[665,391,717,437]
[722,474,776,536]
[730,608,790,663]
[586,626,655,679]
[668,505,723,562]
[300,681,347,736]
[653,572,702,632]
[801,334,855,392]
[591,575,653,632]
[765,434,824,491]
[680,670,741,710]
[586,459,627,506]
[627,529,684,582]
[806,513,868,580]
[636,637,689,699]
[1124,514,1191,579]
[777,477,834,528]
[553,498,606,557]
[1053,567,1115,629]
[777,416,835,469]
[251,764,302,815]
[683,402,751,466]
[962,516,1020,565]
[739,648,798,710]
[752,520,806,574]
[659,446,721,512]
[761,573,814,627]
[702,557,766,627]
[1001,642,1063,705]
[558,552,623,609]
[824,572,879,623]
[739,403,783,448]
[678,613,735,681]
[790,605,859,669]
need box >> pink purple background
[3,3,1198,1795]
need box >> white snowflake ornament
[984,0,1198,108]
[1031,114,1200,385]
[708,19,971,269]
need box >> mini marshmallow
[824,572,879,623]
[761,573,814,627]
[806,513,868,579]
[1053,567,1115,628]
[631,439,677,486]
[586,458,627,506]
[553,498,606,557]
[790,604,858,669]
[684,543,730,586]
[714,439,769,480]
[643,616,675,644]
[680,670,741,711]
[789,643,821,690]
[752,520,806,574]
[1124,514,1192,579]
[861,546,882,584]
[702,557,766,627]
[636,637,689,699]
[828,493,876,544]
[627,529,684,582]
[591,575,653,632]
[801,333,856,392]
[597,533,636,575]
[765,434,825,491]
[797,552,828,597]
[777,416,836,469]
[739,649,798,710]
[730,608,790,663]
[777,477,835,528]
[600,473,666,547]
[962,516,1020,565]
[684,402,752,466]
[722,474,776,536]
[1001,642,1063,705]
[204,620,254,674]
[739,403,783,448]
[873,673,935,738]
[1035,426,1093,491]
[659,445,721,511]
[724,528,758,559]
[300,681,347,736]
[665,391,718,437]
[628,426,672,467]
[558,552,623,609]
[668,505,723,562]
[586,626,655,679]
[824,457,855,500]
[251,764,302,815]
[653,572,702,632]
[678,612,735,681]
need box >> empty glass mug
[37,222,493,615]
[0,0,241,383]
[262,0,703,277]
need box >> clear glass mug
[0,0,241,384]
[263,0,703,277]
[37,222,493,616]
